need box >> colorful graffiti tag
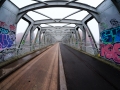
[0,21,16,61]
[100,43,120,63]
[110,19,120,27]
[100,25,120,63]
[0,48,16,61]
[0,21,7,27]
[0,21,16,50]
[0,31,15,49]
[100,26,120,44]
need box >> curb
[0,45,53,81]
[59,45,67,90]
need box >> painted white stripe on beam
[59,44,67,90]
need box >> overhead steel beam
[34,19,82,24]
[41,27,75,30]
[82,14,93,23]
[82,13,100,23]
[32,10,56,22]
[62,23,71,27]
[45,24,54,27]
[32,0,48,5]
[66,0,78,5]
[19,1,98,14]
[59,9,82,22]
[0,0,6,7]
[23,14,34,23]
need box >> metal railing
[65,42,100,56]
[0,42,52,62]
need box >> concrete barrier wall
[0,1,19,61]
[97,0,120,64]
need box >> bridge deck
[60,43,120,90]
[0,44,59,90]
[0,43,120,90]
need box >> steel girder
[34,19,82,24]
[22,15,82,27]
[82,14,93,23]
[41,27,75,30]
[0,0,6,7]
[23,14,34,23]
[19,1,98,14]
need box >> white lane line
[59,44,67,90]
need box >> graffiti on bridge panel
[100,26,120,44]
[0,21,16,61]
[0,21,16,50]
[0,31,15,49]
[110,19,120,27]
[100,43,120,63]
[100,26,120,63]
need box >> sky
[10,0,104,43]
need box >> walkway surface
[60,43,120,90]
[0,43,120,90]
[0,44,59,90]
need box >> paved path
[1,43,120,90]
[60,43,120,90]
[0,44,59,90]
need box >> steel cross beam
[62,23,71,27]
[66,0,78,5]
[34,19,82,24]
[41,27,75,30]
[32,10,56,22]
[19,1,98,14]
[32,0,48,5]
[59,9,82,22]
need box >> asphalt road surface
[0,43,120,90]
[60,43,120,90]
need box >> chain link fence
[0,43,51,62]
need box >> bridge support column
[82,24,98,55]
[77,26,86,52]
[75,26,82,50]
[18,22,34,53]
[30,25,40,51]
[75,25,86,51]
[30,28,34,51]
[33,28,41,50]
[72,33,75,48]
[69,34,72,47]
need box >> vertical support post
[77,29,82,50]
[43,32,45,47]
[71,33,74,47]
[83,23,98,55]
[33,28,40,50]
[18,22,34,53]
[70,34,72,47]
[75,26,82,50]
[81,26,86,51]
[38,28,42,49]
[30,27,34,51]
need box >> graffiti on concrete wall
[100,26,120,44]
[0,21,16,61]
[100,43,120,63]
[100,24,120,63]
[0,48,16,61]
[0,21,16,50]
[110,19,120,27]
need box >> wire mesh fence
[0,43,51,62]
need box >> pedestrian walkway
[0,43,120,90]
